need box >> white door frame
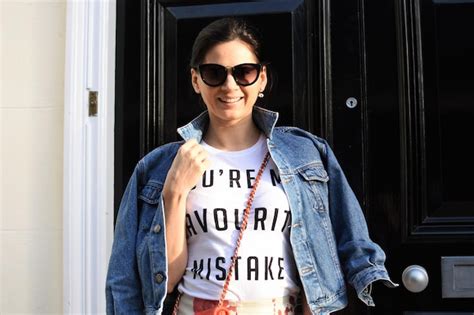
[63,0,116,313]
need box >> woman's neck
[204,116,261,151]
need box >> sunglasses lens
[199,64,227,86]
[233,64,260,86]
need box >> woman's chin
[210,107,253,124]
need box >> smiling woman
[106,17,397,315]
[190,38,267,151]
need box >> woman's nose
[221,72,239,90]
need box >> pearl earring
[258,92,264,98]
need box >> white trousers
[177,294,297,315]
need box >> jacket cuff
[351,266,399,306]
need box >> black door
[114,0,474,314]
[331,0,474,314]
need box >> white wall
[1,0,66,313]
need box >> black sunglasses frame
[196,63,263,87]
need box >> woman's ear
[191,68,201,94]
[259,65,268,92]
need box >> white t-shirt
[178,134,300,301]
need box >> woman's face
[191,39,267,126]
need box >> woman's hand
[162,139,210,292]
[163,138,210,198]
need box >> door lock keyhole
[346,97,358,109]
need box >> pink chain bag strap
[172,152,271,315]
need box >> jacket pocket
[297,164,329,212]
[138,179,162,205]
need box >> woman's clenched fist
[162,139,210,198]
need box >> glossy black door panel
[114,0,141,221]
[421,1,474,222]
[360,0,474,313]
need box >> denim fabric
[106,107,398,315]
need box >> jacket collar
[177,106,279,142]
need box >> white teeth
[219,97,242,103]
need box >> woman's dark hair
[190,17,264,68]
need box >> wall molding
[64,0,116,313]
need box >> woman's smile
[217,96,244,104]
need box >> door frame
[63,0,116,313]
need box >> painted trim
[64,0,116,313]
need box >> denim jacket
[106,107,397,315]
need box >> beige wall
[1,1,66,314]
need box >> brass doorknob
[402,265,429,293]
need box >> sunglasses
[196,63,263,87]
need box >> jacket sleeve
[106,162,145,314]
[320,139,398,306]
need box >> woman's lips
[218,97,244,103]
